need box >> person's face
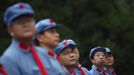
[59,47,77,67]
[105,54,114,66]
[91,52,106,67]
[8,15,35,40]
[38,28,60,48]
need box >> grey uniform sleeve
[0,56,21,75]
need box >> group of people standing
[0,2,117,75]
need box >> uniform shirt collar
[104,67,116,75]
[11,38,34,52]
[92,65,104,74]
[48,51,55,57]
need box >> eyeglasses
[94,53,106,57]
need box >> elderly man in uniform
[0,2,64,75]
[89,46,107,75]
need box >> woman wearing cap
[104,47,117,75]
[34,18,65,75]
[89,46,107,75]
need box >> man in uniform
[73,44,90,75]
[55,39,90,75]
[89,46,107,75]
[35,18,65,74]
[0,2,64,75]
[104,47,117,75]
[55,39,77,75]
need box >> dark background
[0,0,134,75]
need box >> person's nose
[55,31,60,37]
[99,55,104,59]
[70,52,75,57]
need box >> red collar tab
[0,66,7,75]
[19,42,34,50]
[68,69,76,75]
[48,51,62,65]
[56,55,60,61]
[68,69,73,74]
[48,51,54,57]
[110,68,116,75]
[19,42,28,50]
[97,68,107,75]
[77,66,86,75]
[97,68,102,72]
[105,68,110,72]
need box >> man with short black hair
[35,18,65,75]
[89,46,107,75]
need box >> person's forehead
[13,15,34,22]
[106,54,113,57]
[95,51,105,55]
[62,47,73,52]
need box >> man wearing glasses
[55,39,90,75]
[89,46,107,75]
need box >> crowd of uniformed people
[0,2,117,75]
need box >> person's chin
[21,33,34,38]
[70,62,76,66]
[70,61,77,65]
[108,63,113,66]
[98,62,105,66]
[54,41,59,46]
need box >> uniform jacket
[0,39,65,75]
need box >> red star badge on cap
[19,3,24,9]
[49,20,54,25]
[63,40,68,46]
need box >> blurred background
[0,0,134,75]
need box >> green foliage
[0,0,134,74]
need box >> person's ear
[37,34,44,43]
[7,27,14,37]
[91,58,94,63]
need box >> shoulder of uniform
[35,46,48,53]
[82,67,90,72]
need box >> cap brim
[57,44,76,55]
[45,24,61,30]
[8,12,34,26]
[64,44,76,50]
